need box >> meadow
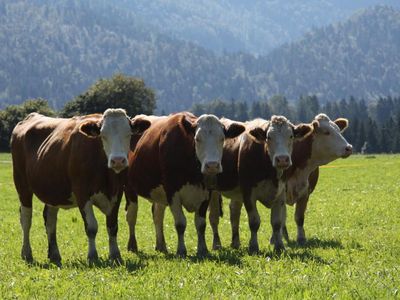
[0,153,399,299]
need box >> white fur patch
[252,179,284,208]
[174,184,209,213]
[91,192,118,215]
[149,185,168,206]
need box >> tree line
[1,73,399,154]
[192,95,400,154]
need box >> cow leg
[244,195,260,254]
[295,195,309,246]
[80,201,99,262]
[195,200,209,257]
[281,203,289,243]
[208,191,222,250]
[230,198,243,249]
[107,198,122,263]
[43,205,61,264]
[126,194,138,252]
[270,194,285,253]
[169,199,187,257]
[152,203,167,253]
[20,204,33,263]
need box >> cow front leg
[244,197,260,254]
[271,203,289,243]
[230,198,243,249]
[107,198,122,263]
[295,195,309,246]
[43,205,61,265]
[169,199,187,257]
[208,191,222,250]
[195,200,209,257]
[271,195,285,253]
[20,205,33,263]
[152,203,168,253]
[126,196,138,252]
[80,201,99,262]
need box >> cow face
[79,109,150,173]
[249,116,313,170]
[185,114,245,175]
[311,114,353,164]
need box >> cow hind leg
[169,199,187,257]
[244,197,260,254]
[208,192,222,250]
[195,200,209,257]
[126,198,138,252]
[20,204,33,263]
[107,198,122,263]
[152,203,168,253]
[230,199,243,249]
[80,201,99,262]
[43,205,61,265]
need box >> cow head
[184,114,245,175]
[311,113,353,164]
[79,108,151,173]
[249,116,313,170]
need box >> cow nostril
[345,145,353,152]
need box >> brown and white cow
[125,112,245,257]
[11,109,150,264]
[281,113,352,245]
[210,116,314,253]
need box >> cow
[124,112,245,257]
[11,109,150,265]
[281,113,352,245]
[209,116,314,253]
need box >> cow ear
[334,118,349,132]
[293,123,314,140]
[130,118,151,135]
[182,115,197,135]
[224,122,245,139]
[79,121,101,138]
[248,127,267,144]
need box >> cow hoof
[21,247,33,264]
[269,236,275,245]
[176,249,187,258]
[282,227,289,243]
[48,253,62,266]
[297,237,307,246]
[110,254,123,265]
[87,251,99,263]
[196,249,209,258]
[230,239,240,250]
[274,243,285,254]
[212,236,222,251]
[155,245,168,254]
[248,244,259,255]
[127,238,138,253]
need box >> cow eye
[324,131,330,135]
[290,135,294,139]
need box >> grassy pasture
[0,153,399,298]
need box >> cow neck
[288,133,318,179]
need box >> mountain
[107,0,400,55]
[0,1,399,112]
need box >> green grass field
[0,153,399,298]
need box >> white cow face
[249,116,313,170]
[79,109,150,173]
[311,114,353,164]
[186,114,245,175]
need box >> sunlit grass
[0,153,399,298]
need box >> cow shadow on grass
[287,237,344,250]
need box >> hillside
[107,0,400,55]
[0,2,400,112]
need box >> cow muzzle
[202,161,222,175]
[342,144,353,158]
[109,156,128,173]
[274,155,291,169]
